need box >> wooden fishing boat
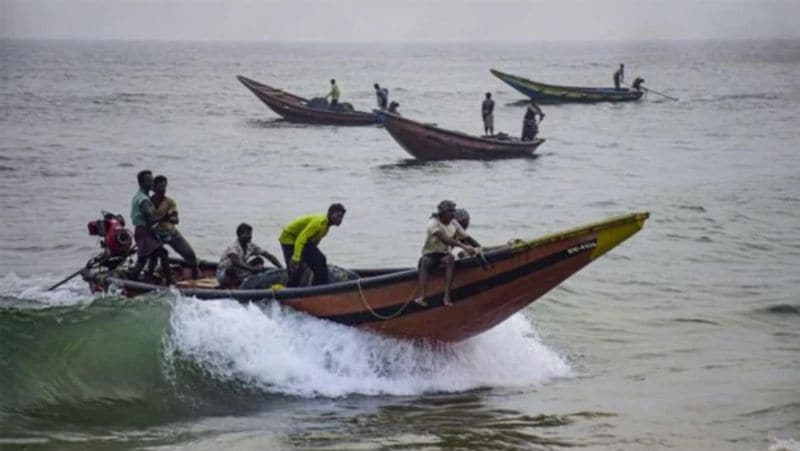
[490,69,644,104]
[378,111,544,160]
[82,212,649,342]
[237,75,379,126]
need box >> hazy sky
[1,0,798,42]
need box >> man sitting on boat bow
[415,200,478,308]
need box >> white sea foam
[769,438,800,451]
[167,295,572,398]
[0,272,94,308]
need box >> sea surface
[1,39,799,450]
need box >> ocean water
[1,38,799,450]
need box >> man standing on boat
[149,175,200,280]
[521,101,544,141]
[482,92,495,136]
[613,63,625,89]
[326,79,340,108]
[374,83,389,110]
[279,203,346,287]
[415,200,477,308]
[217,223,282,288]
[127,169,172,285]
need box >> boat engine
[87,211,133,258]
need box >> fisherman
[632,77,645,91]
[326,79,340,108]
[148,175,200,279]
[415,200,477,308]
[521,101,545,141]
[217,223,283,288]
[482,92,495,136]
[613,63,625,89]
[278,203,346,287]
[388,101,400,114]
[127,170,172,285]
[374,83,389,110]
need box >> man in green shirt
[278,203,346,287]
[127,170,171,284]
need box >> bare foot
[413,296,428,307]
[443,296,453,307]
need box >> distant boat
[378,111,544,160]
[82,212,650,343]
[490,69,644,104]
[237,75,379,126]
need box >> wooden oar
[626,82,678,101]
[642,86,678,101]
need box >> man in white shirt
[415,200,477,307]
[217,223,282,288]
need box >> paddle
[642,86,678,101]
[626,82,678,101]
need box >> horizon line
[3,36,799,44]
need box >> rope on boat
[355,278,418,321]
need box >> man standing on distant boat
[482,92,495,136]
[127,169,172,285]
[374,83,389,110]
[217,223,282,288]
[326,79,340,108]
[279,203,346,287]
[415,200,477,308]
[613,63,625,89]
[521,101,544,141]
[149,174,200,280]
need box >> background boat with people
[378,110,545,160]
[490,68,645,103]
[237,75,380,125]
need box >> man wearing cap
[279,203,346,287]
[415,200,477,307]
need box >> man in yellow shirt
[278,203,346,287]
[150,175,200,279]
[326,79,340,108]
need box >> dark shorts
[418,252,449,271]
[134,226,162,257]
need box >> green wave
[0,296,272,429]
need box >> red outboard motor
[87,211,133,257]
